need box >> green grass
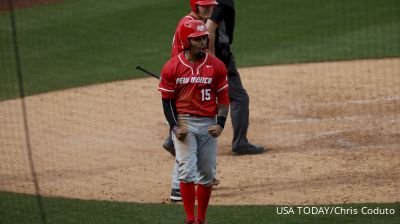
[1,191,399,224]
[0,0,399,100]
[235,0,400,66]
[0,0,186,100]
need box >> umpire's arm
[206,19,218,56]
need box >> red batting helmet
[180,20,210,49]
[190,0,218,13]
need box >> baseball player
[206,0,265,154]
[171,0,218,57]
[159,20,229,224]
[164,0,219,202]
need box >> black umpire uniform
[209,0,265,154]
[162,0,264,155]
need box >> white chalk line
[273,114,400,124]
[267,126,399,150]
[291,95,400,108]
[270,95,400,148]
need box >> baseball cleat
[170,188,182,202]
[212,178,220,186]
[234,144,265,155]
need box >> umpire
[206,0,265,154]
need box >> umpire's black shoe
[234,144,265,155]
[162,134,175,156]
[170,188,182,202]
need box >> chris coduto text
[276,206,397,215]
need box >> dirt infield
[0,58,399,205]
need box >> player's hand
[173,126,188,141]
[208,124,223,138]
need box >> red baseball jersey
[159,52,229,117]
[171,15,195,58]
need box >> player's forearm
[216,104,229,128]
[217,104,229,118]
[162,98,179,129]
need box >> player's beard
[196,49,206,59]
[195,43,208,59]
[187,47,206,61]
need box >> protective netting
[0,1,399,223]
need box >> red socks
[180,182,212,222]
[197,184,212,220]
[180,182,196,221]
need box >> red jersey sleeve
[171,15,195,58]
[214,59,229,105]
[158,61,176,99]
[171,33,182,58]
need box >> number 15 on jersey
[201,89,211,101]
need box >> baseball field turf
[1,0,399,224]
[1,191,399,224]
